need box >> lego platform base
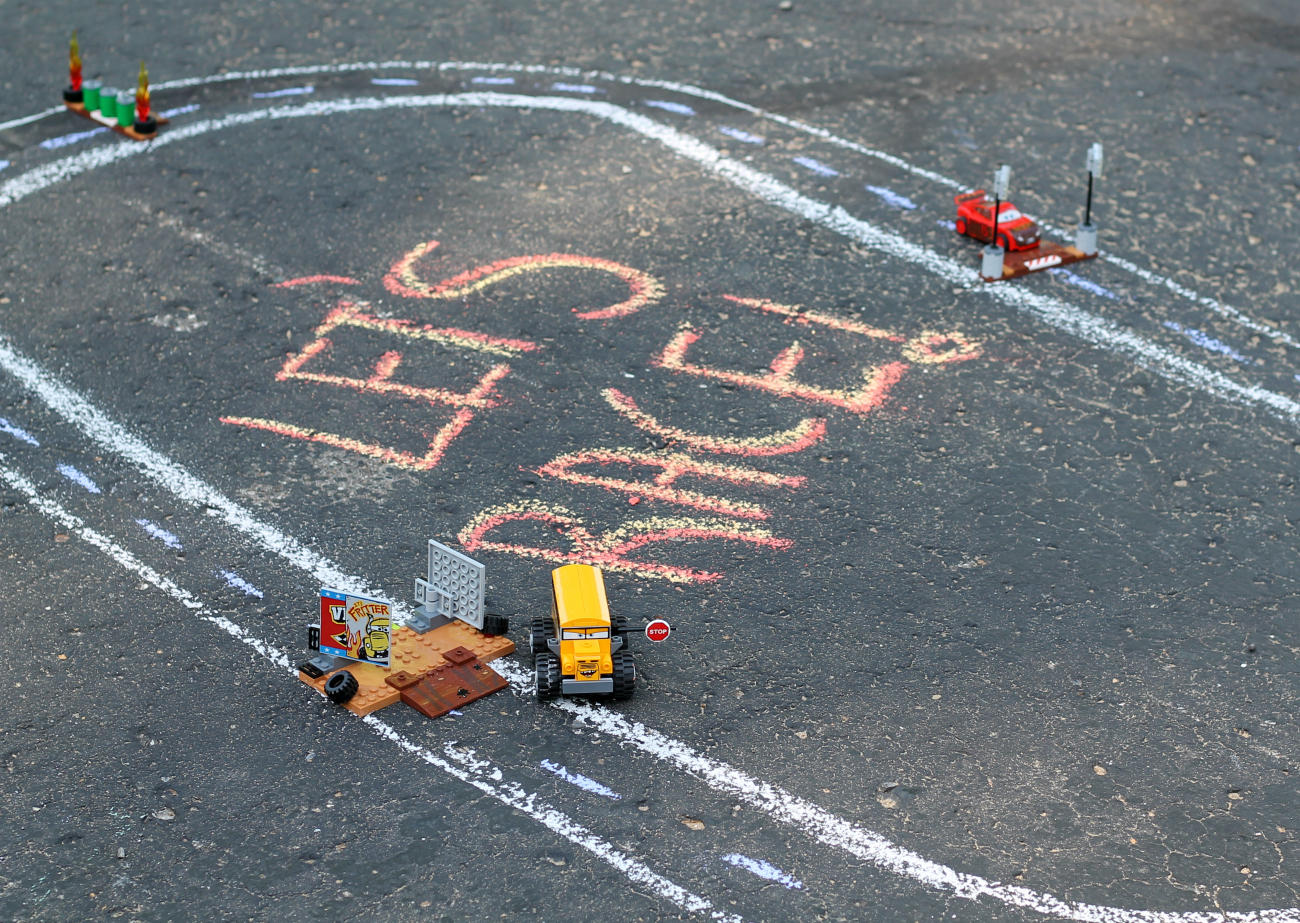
[297,621,515,716]
[979,241,1096,282]
[63,102,170,141]
[385,646,509,719]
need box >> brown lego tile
[64,102,171,141]
[298,621,515,716]
[385,655,509,720]
[981,241,1097,282]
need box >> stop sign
[645,619,671,643]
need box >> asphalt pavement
[1,2,1299,922]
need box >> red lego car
[954,190,1042,251]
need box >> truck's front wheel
[611,651,636,699]
[535,652,561,699]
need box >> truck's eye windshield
[562,629,609,639]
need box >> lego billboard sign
[319,589,392,668]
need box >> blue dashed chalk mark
[158,104,201,118]
[0,418,38,446]
[866,185,917,209]
[643,100,696,116]
[251,86,314,99]
[136,519,182,550]
[551,82,603,94]
[219,570,264,598]
[793,156,839,177]
[937,219,957,231]
[718,126,765,145]
[371,78,419,86]
[540,759,621,799]
[1047,267,1118,300]
[471,76,515,85]
[1163,320,1257,364]
[0,160,9,173]
[40,127,109,150]
[721,854,803,890]
[57,464,100,494]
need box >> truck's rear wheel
[613,615,631,650]
[535,652,561,699]
[611,651,635,699]
[530,615,554,656]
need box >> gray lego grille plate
[422,539,485,629]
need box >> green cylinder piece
[116,92,134,127]
[98,87,118,118]
[82,79,102,110]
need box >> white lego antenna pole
[1077,142,1103,256]
[982,164,1012,281]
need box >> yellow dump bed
[551,564,611,629]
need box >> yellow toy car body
[531,564,635,698]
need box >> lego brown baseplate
[297,620,515,716]
[63,102,170,141]
[980,241,1096,282]
[385,646,509,719]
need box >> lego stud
[133,60,157,136]
[63,31,83,103]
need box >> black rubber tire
[535,652,561,699]
[613,615,631,650]
[611,650,636,699]
[324,670,359,705]
[996,232,1009,251]
[482,613,509,636]
[530,615,554,656]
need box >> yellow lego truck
[530,564,635,699]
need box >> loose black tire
[482,613,509,636]
[324,670,359,705]
[611,650,636,699]
[530,615,555,656]
[535,652,561,699]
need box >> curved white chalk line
[1,59,1282,352]
[3,91,1296,428]
[0,458,742,923]
[0,91,1294,921]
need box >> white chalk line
[1,92,1296,426]
[0,456,742,923]
[1,92,1296,921]
[4,59,1276,355]
[0,106,65,133]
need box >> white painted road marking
[1,59,1282,350]
[1,92,1298,923]
[3,92,1297,428]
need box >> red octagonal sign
[645,619,672,643]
